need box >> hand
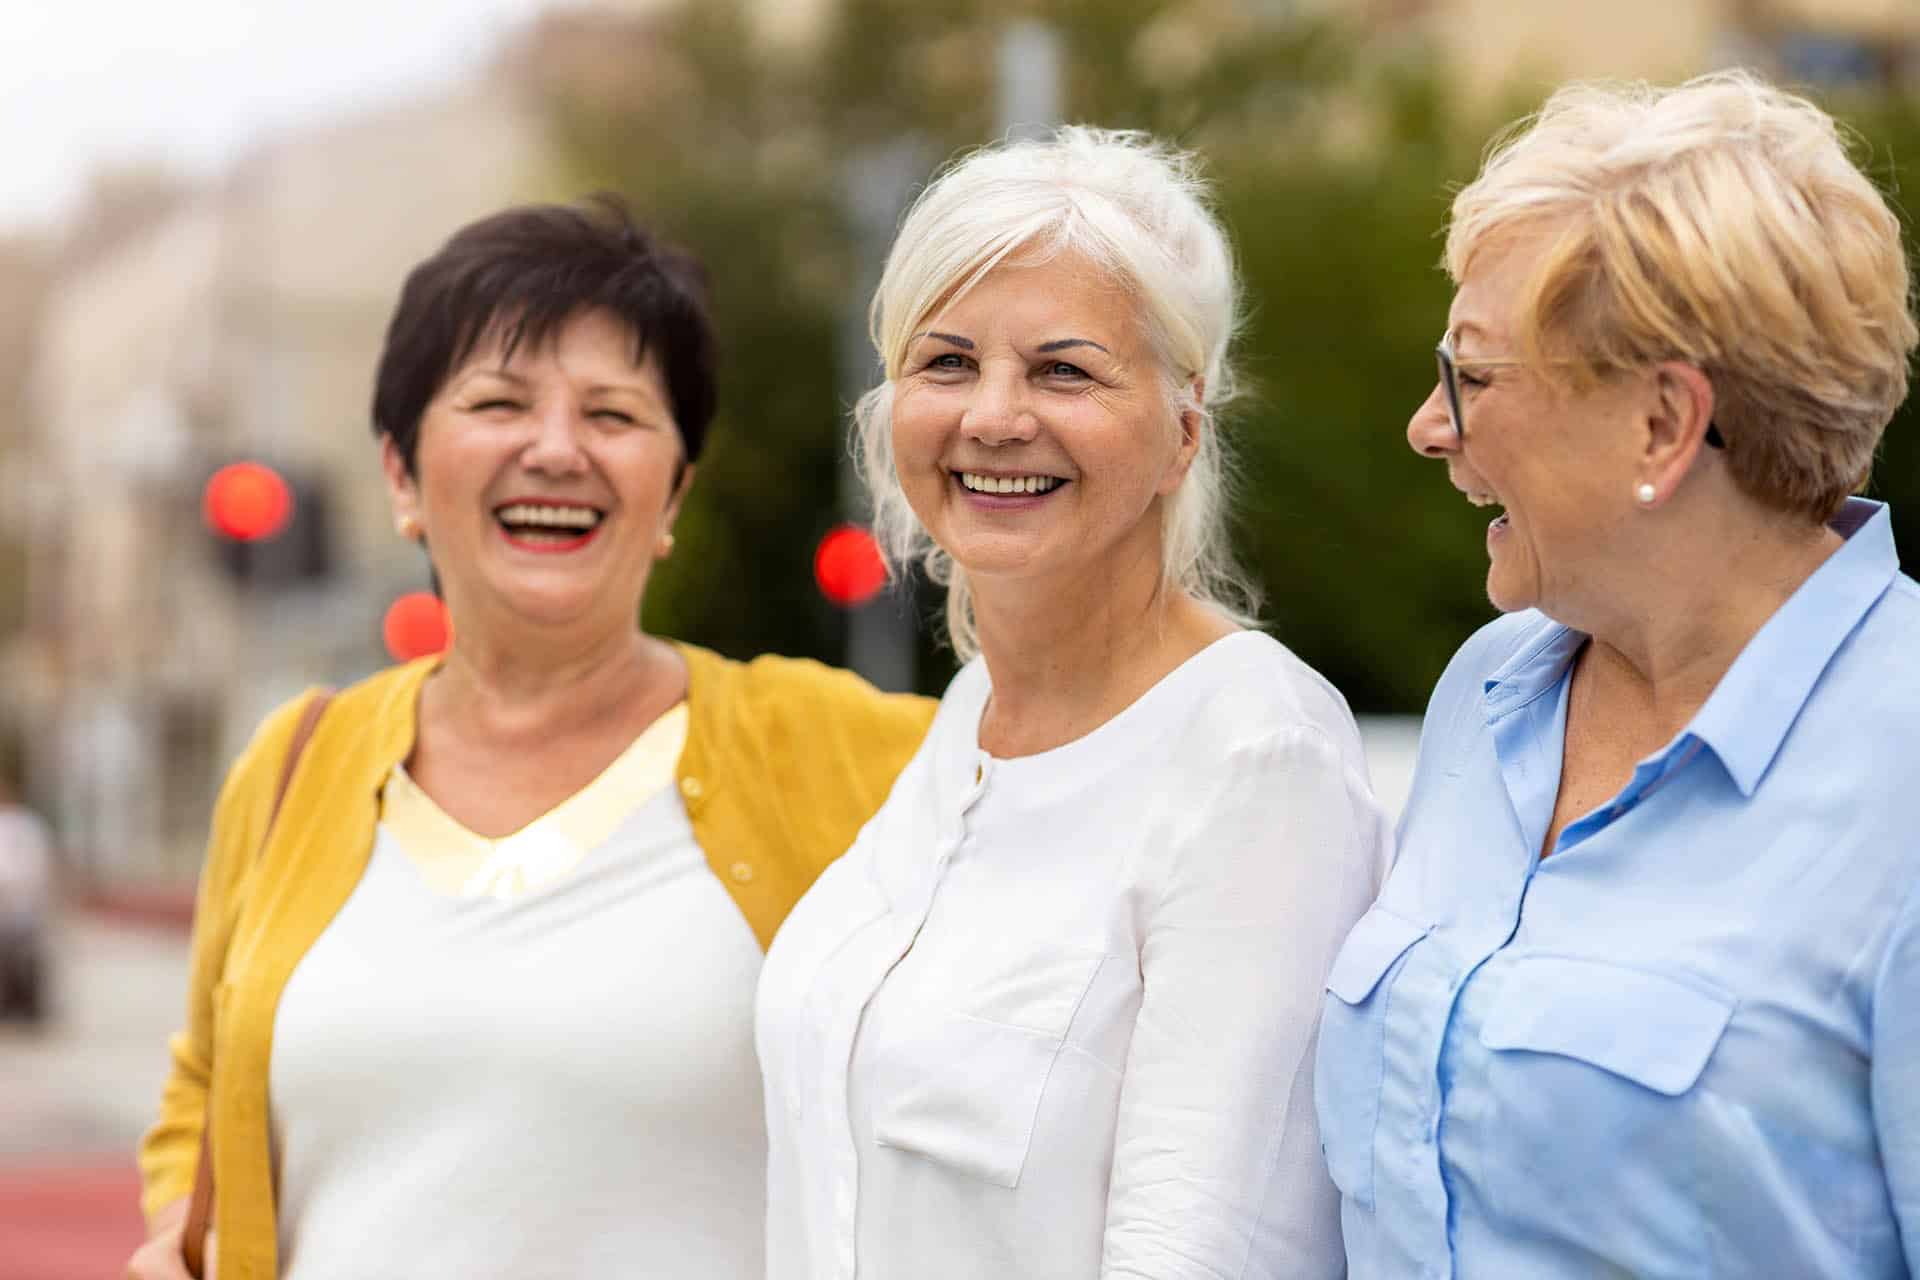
[125,1201,217,1279]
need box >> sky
[0,0,562,234]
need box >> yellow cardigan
[138,644,934,1280]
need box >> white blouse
[757,631,1391,1280]
[273,707,769,1278]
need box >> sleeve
[1102,725,1385,1280]
[747,655,937,875]
[1872,875,1920,1272]
[134,696,309,1220]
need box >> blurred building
[5,6,676,885]
[1343,0,1920,100]
[7,0,1917,889]
[0,236,51,651]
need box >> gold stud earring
[397,515,421,540]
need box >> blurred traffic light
[202,461,333,588]
[383,592,452,661]
[813,523,886,608]
[203,462,293,541]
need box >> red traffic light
[813,523,887,608]
[203,462,294,543]
[383,592,452,662]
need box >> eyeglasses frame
[1434,330,1725,450]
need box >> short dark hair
[372,195,718,471]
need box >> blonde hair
[1447,69,1917,521]
[853,126,1257,660]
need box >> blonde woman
[755,129,1391,1279]
[1318,72,1920,1277]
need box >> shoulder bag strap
[182,688,335,1278]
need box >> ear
[662,459,697,529]
[1638,361,1717,505]
[1157,376,1206,498]
[380,434,422,530]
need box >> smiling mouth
[955,471,1066,496]
[494,502,605,547]
[1460,488,1510,535]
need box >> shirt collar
[1688,498,1898,795]
[1483,617,1585,718]
[1482,499,1898,795]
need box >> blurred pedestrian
[126,197,933,1280]
[756,127,1391,1279]
[1319,70,1920,1277]
[0,759,53,1025]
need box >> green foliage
[0,536,23,638]
[550,0,856,666]
[547,4,1920,710]
[1830,93,1920,587]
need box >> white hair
[853,126,1259,660]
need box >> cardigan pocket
[870,942,1104,1189]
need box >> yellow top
[138,644,934,1280]
[381,702,689,899]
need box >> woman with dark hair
[126,198,933,1279]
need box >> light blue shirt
[1316,498,1920,1278]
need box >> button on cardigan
[137,643,933,1280]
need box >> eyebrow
[916,331,974,349]
[581,381,663,400]
[458,367,529,387]
[1038,338,1110,355]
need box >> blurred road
[0,910,187,1279]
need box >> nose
[521,398,590,475]
[1407,382,1457,459]
[960,369,1039,447]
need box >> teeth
[497,503,601,529]
[958,473,1062,495]
[1465,491,1499,508]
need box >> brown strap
[182,688,334,1278]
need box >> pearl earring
[396,515,421,539]
[657,532,676,557]
[1635,483,1657,506]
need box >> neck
[428,616,679,745]
[1572,502,1841,738]
[970,538,1236,757]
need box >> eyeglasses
[1434,331,1725,450]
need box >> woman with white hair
[1318,72,1920,1277]
[755,128,1390,1278]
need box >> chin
[501,587,609,629]
[942,534,1048,581]
[1484,571,1539,615]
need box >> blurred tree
[544,2,1920,711]
[541,5,858,674]
[1832,93,1920,598]
[0,235,52,642]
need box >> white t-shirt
[757,631,1392,1280]
[272,707,768,1278]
